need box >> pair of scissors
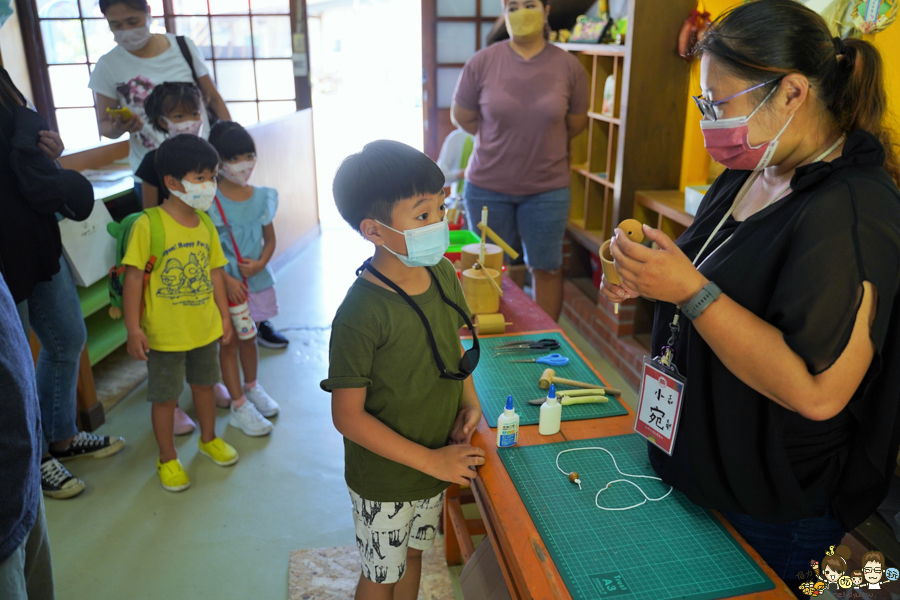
[509,353,569,366]
[492,338,561,357]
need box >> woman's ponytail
[831,38,899,183]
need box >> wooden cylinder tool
[538,368,622,396]
[462,243,503,271]
[474,313,512,335]
[463,267,502,314]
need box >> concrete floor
[45,228,637,600]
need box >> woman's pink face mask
[696,78,793,171]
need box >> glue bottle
[539,384,562,436]
[496,395,519,448]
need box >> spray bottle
[496,395,519,447]
[539,384,562,436]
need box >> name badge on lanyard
[635,355,686,455]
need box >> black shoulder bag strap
[176,36,218,126]
[176,36,200,85]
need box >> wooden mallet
[538,368,622,396]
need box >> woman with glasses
[601,1,900,596]
[451,0,589,321]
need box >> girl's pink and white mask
[164,117,203,137]
[221,159,257,186]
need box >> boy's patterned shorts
[348,487,445,585]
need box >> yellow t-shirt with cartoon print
[122,209,229,352]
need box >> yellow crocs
[157,458,190,492]
[198,437,239,467]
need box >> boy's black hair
[208,120,256,161]
[332,140,445,232]
[143,82,202,134]
[154,134,219,185]
[99,0,149,13]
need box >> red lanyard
[213,195,248,285]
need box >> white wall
[0,6,33,100]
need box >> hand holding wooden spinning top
[605,221,709,307]
[599,219,644,303]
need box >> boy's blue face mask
[0,0,13,29]
[376,218,450,268]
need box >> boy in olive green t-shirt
[320,140,485,599]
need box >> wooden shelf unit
[564,0,694,245]
[559,0,696,389]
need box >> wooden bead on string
[568,471,582,490]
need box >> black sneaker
[41,457,85,499]
[257,321,289,348]
[49,431,125,461]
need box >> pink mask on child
[221,159,257,186]
[165,117,203,137]
[700,90,793,171]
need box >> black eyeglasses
[358,260,480,380]
[692,77,782,121]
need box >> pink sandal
[173,407,196,436]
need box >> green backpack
[106,207,216,319]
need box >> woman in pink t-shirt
[451,0,589,320]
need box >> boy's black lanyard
[358,259,480,380]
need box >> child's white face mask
[165,117,203,137]
[221,159,256,186]
[169,180,217,211]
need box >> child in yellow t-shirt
[122,134,239,492]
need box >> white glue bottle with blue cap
[496,395,519,447]
[539,384,561,436]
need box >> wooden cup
[463,267,502,314]
[461,243,504,272]
[599,239,622,286]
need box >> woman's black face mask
[357,260,480,380]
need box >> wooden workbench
[448,278,795,600]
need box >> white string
[555,447,674,511]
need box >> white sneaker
[244,383,279,417]
[229,400,274,437]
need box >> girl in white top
[88,0,229,197]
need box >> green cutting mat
[499,434,774,600]
[463,331,627,427]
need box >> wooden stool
[443,483,487,565]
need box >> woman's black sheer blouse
[650,130,900,531]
